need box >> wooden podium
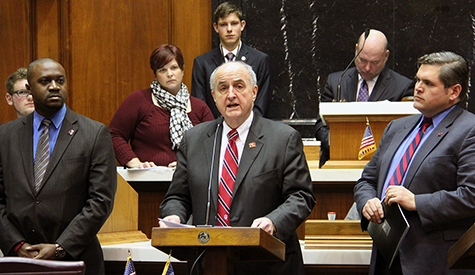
[320,102,418,168]
[448,223,475,269]
[151,227,285,275]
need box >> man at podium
[160,61,315,275]
[355,51,475,274]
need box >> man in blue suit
[355,51,475,274]
[191,2,272,118]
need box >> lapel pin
[438,132,443,136]
[241,56,246,61]
[249,142,256,148]
[68,129,75,136]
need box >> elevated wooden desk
[320,101,418,168]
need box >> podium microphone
[204,123,220,226]
[336,28,370,102]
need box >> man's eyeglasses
[12,89,31,98]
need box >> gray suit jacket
[160,114,315,275]
[354,105,475,275]
[0,108,117,275]
[191,44,272,118]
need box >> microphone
[204,122,221,226]
[336,28,370,102]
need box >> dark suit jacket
[0,108,117,275]
[191,44,272,118]
[160,114,315,275]
[315,67,414,166]
[354,105,475,275]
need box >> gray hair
[210,61,257,91]
[417,51,469,102]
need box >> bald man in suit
[161,61,315,275]
[0,58,116,275]
[316,29,414,167]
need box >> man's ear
[5,93,13,106]
[450,84,462,101]
[213,23,219,33]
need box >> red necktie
[389,118,432,186]
[217,129,239,226]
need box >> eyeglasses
[12,89,31,98]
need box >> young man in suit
[191,2,272,118]
[5,68,35,118]
[355,51,475,274]
[0,58,117,275]
[160,61,315,275]
[315,29,414,167]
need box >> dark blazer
[315,67,414,166]
[354,105,475,275]
[160,115,315,275]
[191,44,272,118]
[0,108,117,275]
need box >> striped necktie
[34,118,52,193]
[389,118,432,187]
[217,129,239,226]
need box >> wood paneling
[0,0,32,123]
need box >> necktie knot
[421,118,432,134]
[228,129,238,142]
[42,118,52,128]
[225,52,235,62]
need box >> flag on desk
[358,119,376,160]
[161,251,175,275]
[123,256,136,275]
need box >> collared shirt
[218,111,254,177]
[220,41,242,62]
[380,105,456,199]
[33,104,67,161]
[357,74,379,100]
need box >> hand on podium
[251,217,276,235]
[159,215,181,227]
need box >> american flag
[358,121,376,160]
[123,256,136,275]
[162,252,175,275]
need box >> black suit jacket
[0,108,117,275]
[354,105,475,274]
[160,115,315,275]
[191,44,272,118]
[315,67,414,166]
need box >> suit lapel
[232,116,264,197]
[344,69,358,101]
[212,47,225,67]
[404,106,462,189]
[38,109,78,193]
[236,44,250,63]
[206,118,224,214]
[377,115,421,197]
[20,115,35,192]
[369,68,389,101]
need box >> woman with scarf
[110,44,214,168]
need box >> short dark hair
[149,44,184,73]
[214,2,243,24]
[5,68,27,94]
[417,51,469,102]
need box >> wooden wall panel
[170,0,212,90]
[0,0,32,124]
[68,0,170,125]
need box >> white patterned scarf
[151,79,193,150]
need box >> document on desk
[158,218,195,228]
[127,166,172,171]
[368,203,410,268]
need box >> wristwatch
[55,244,66,259]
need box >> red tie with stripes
[389,118,432,186]
[218,129,239,226]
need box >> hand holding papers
[158,218,194,228]
[367,203,410,268]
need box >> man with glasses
[5,68,35,118]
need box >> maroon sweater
[109,88,214,166]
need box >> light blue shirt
[33,104,67,161]
[380,105,455,199]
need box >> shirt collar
[33,104,67,130]
[223,111,254,141]
[220,40,242,59]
